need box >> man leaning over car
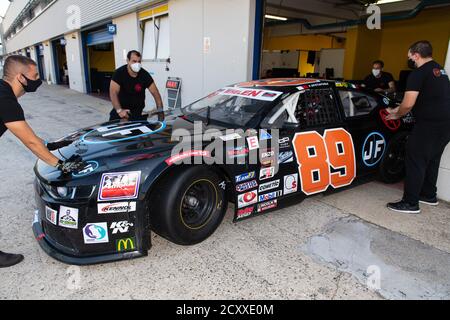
[109,50,165,122]
[0,55,85,268]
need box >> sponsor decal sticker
[236,180,258,193]
[219,133,242,142]
[165,150,211,166]
[116,237,136,252]
[247,136,260,151]
[45,206,58,225]
[218,87,283,101]
[260,130,272,141]
[259,180,281,193]
[237,207,254,220]
[279,137,291,149]
[73,161,99,177]
[260,167,276,181]
[58,206,79,229]
[235,172,256,183]
[284,174,299,195]
[259,190,283,202]
[279,151,294,164]
[258,200,278,213]
[227,147,249,158]
[98,172,141,201]
[362,132,386,167]
[238,190,258,208]
[110,221,134,234]
[98,202,137,214]
[83,223,109,244]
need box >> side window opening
[296,88,340,127]
[339,90,378,117]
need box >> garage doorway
[52,38,68,86]
[84,27,116,99]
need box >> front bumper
[33,211,146,265]
[33,179,151,265]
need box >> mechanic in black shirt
[109,50,164,121]
[386,41,450,214]
[363,60,396,94]
[0,56,85,268]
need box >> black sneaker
[0,251,24,268]
[387,200,421,214]
[419,196,439,206]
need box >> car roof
[233,78,357,93]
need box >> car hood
[35,115,231,184]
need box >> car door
[261,85,357,198]
[337,88,387,176]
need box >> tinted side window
[295,88,340,127]
[339,90,378,117]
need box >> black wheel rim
[181,180,217,230]
[385,137,407,176]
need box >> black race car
[33,78,413,265]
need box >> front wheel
[379,132,409,184]
[149,166,228,245]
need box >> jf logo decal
[362,132,386,167]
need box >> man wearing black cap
[0,55,85,267]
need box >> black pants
[109,108,146,122]
[404,121,450,205]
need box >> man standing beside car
[386,41,450,214]
[109,50,165,122]
[0,55,85,268]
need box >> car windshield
[182,87,284,127]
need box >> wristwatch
[116,108,123,114]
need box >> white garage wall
[142,0,256,110]
[42,41,56,85]
[64,32,86,93]
[112,12,141,69]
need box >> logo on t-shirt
[433,68,442,78]
[134,83,143,93]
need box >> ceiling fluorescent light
[265,14,288,21]
[376,0,406,4]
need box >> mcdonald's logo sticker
[116,237,136,252]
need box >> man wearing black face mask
[0,55,86,268]
[386,41,450,214]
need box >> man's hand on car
[46,140,73,151]
[117,108,131,120]
[56,155,87,174]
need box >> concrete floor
[0,84,449,300]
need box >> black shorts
[109,109,147,122]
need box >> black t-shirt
[112,65,154,112]
[0,80,25,138]
[364,72,394,90]
[406,61,450,123]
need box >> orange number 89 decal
[293,128,356,195]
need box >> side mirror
[282,121,300,130]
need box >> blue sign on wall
[107,24,117,35]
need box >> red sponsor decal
[165,150,211,166]
[237,207,254,219]
[99,172,141,201]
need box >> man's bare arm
[110,80,130,119]
[5,121,59,167]
[386,91,419,120]
[149,83,164,111]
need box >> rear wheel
[149,166,227,245]
[379,132,409,184]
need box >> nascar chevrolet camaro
[33,78,413,265]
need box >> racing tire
[149,166,228,245]
[379,131,409,184]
